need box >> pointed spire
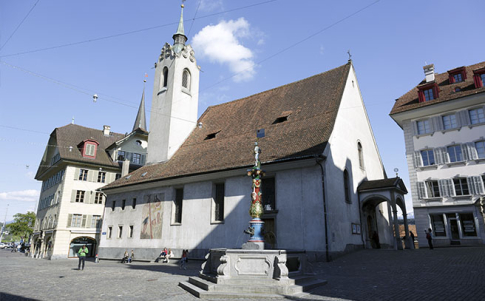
[133,76,147,132]
[172,4,187,53]
[175,3,185,36]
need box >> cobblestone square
[1,247,484,300]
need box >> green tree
[7,212,36,239]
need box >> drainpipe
[315,155,330,262]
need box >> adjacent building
[391,62,485,248]
[32,93,148,259]
[98,5,410,262]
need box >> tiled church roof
[35,124,125,179]
[103,62,352,189]
[390,61,485,115]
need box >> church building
[98,5,409,261]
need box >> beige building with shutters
[32,91,148,259]
[390,61,485,248]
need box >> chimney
[423,64,435,82]
[103,125,111,137]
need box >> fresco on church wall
[140,194,163,239]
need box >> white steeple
[147,4,200,164]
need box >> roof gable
[35,124,125,179]
[104,62,351,189]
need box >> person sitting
[155,247,167,263]
[164,249,174,263]
[121,250,129,263]
[180,250,187,270]
[128,250,134,264]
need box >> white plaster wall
[325,64,387,251]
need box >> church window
[132,198,137,209]
[163,67,168,88]
[212,183,225,222]
[128,225,134,238]
[262,177,276,211]
[182,69,191,90]
[121,199,126,210]
[118,226,123,238]
[108,226,112,238]
[111,200,116,211]
[173,188,183,224]
[357,142,365,170]
[343,170,351,203]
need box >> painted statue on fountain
[243,141,265,250]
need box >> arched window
[182,69,191,90]
[163,67,168,88]
[343,169,351,203]
[358,142,365,170]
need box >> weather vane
[347,50,352,61]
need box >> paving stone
[1,247,484,301]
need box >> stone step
[179,281,286,299]
[182,276,327,295]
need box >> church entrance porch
[358,177,409,250]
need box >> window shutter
[459,110,470,126]
[433,148,443,165]
[443,147,450,163]
[432,116,443,132]
[81,215,87,227]
[141,154,146,165]
[417,182,427,199]
[86,215,92,228]
[67,214,72,227]
[460,144,469,161]
[412,121,418,136]
[74,168,80,180]
[454,112,462,128]
[428,118,434,133]
[438,179,451,197]
[477,176,485,195]
[71,190,77,203]
[466,143,478,160]
[414,151,423,167]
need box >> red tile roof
[390,61,485,115]
[103,62,351,190]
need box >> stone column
[392,207,402,250]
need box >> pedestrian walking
[78,245,88,270]
[180,249,187,270]
[426,228,433,250]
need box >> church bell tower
[147,4,200,164]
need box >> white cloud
[192,18,256,82]
[199,0,224,12]
[0,190,40,202]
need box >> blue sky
[0,0,484,221]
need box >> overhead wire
[2,0,383,170]
[0,0,279,59]
[0,0,40,52]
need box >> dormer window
[473,67,485,88]
[273,111,292,124]
[418,82,439,103]
[448,66,466,84]
[205,131,220,140]
[79,139,99,159]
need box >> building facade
[98,5,409,262]
[32,94,148,259]
[391,62,485,248]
